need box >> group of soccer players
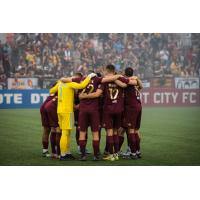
[40,64,143,161]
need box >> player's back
[101,81,124,113]
[124,84,141,108]
[79,76,102,111]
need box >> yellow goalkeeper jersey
[50,77,90,113]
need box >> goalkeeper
[50,73,96,160]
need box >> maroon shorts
[102,112,122,129]
[45,98,59,128]
[123,104,142,129]
[40,96,54,127]
[78,110,100,132]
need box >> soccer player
[45,95,61,159]
[121,67,143,159]
[79,65,137,161]
[49,72,96,161]
[40,82,58,157]
[62,72,90,154]
[78,70,122,161]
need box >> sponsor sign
[7,78,39,89]
[175,77,199,89]
[0,89,199,109]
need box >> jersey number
[109,88,119,100]
[82,84,94,94]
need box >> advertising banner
[141,88,200,106]
[0,89,199,109]
[7,78,39,89]
[0,89,49,109]
[175,77,199,89]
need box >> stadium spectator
[0,33,199,88]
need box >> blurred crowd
[0,33,200,88]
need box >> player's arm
[114,79,127,88]
[129,76,143,89]
[137,78,143,90]
[69,77,90,90]
[49,82,59,94]
[69,73,96,89]
[79,89,103,99]
[101,74,123,83]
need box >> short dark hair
[96,72,102,77]
[74,72,83,78]
[106,64,115,73]
[125,67,134,77]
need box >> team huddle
[40,64,143,161]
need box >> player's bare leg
[92,131,100,161]
[42,126,51,157]
[79,131,87,160]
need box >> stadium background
[0,33,200,165]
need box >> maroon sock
[126,129,130,146]
[76,128,79,146]
[104,136,109,152]
[93,140,100,157]
[79,140,86,156]
[107,136,114,154]
[42,141,48,150]
[119,135,124,151]
[135,133,140,152]
[86,132,88,144]
[99,128,101,141]
[56,132,61,155]
[128,134,137,154]
[113,135,119,153]
[50,132,56,154]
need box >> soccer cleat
[122,147,131,156]
[51,154,60,159]
[130,153,138,160]
[114,153,119,161]
[60,154,76,161]
[93,156,101,161]
[103,154,115,161]
[136,151,142,159]
[42,151,51,158]
[79,156,87,161]
[118,150,123,157]
[60,154,70,161]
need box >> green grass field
[0,107,200,166]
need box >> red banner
[141,88,200,107]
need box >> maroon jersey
[124,85,141,107]
[79,76,102,111]
[100,77,129,113]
